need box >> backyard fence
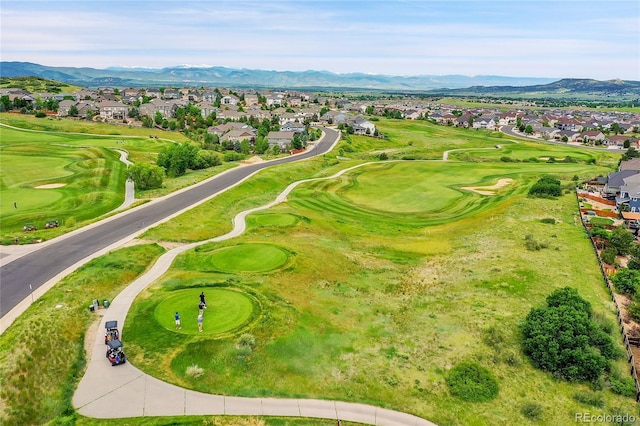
[576,189,640,402]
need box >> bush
[521,402,543,421]
[540,217,556,224]
[572,390,605,408]
[609,373,636,397]
[185,364,204,378]
[378,152,388,160]
[236,333,256,349]
[601,247,618,266]
[223,151,245,162]
[522,287,618,383]
[529,176,561,197]
[524,234,548,251]
[611,268,640,296]
[446,362,499,402]
[626,301,640,323]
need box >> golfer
[174,312,181,329]
[199,292,207,308]
[197,314,203,332]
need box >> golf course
[1,115,638,425]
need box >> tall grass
[0,244,165,425]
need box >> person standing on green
[174,312,181,329]
[197,314,203,332]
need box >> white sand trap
[35,183,66,189]
[462,178,513,195]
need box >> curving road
[0,128,339,321]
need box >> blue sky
[1,0,638,80]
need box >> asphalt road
[0,128,339,317]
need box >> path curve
[73,161,436,426]
[112,148,135,211]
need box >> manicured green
[248,213,300,227]
[155,288,256,336]
[201,244,291,273]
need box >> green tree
[254,136,269,154]
[609,226,635,255]
[154,111,163,126]
[141,116,154,128]
[524,124,534,134]
[68,105,78,117]
[127,163,164,190]
[522,287,618,382]
[611,268,640,296]
[156,143,200,177]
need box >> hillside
[431,78,640,100]
[0,61,556,91]
[0,76,81,94]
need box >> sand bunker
[35,183,66,189]
[240,156,266,165]
[462,178,513,195]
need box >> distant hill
[0,76,81,94]
[430,78,640,100]
[0,62,637,101]
[0,61,556,91]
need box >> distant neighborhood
[1,84,639,152]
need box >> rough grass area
[0,244,165,425]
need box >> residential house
[578,131,605,144]
[57,100,77,117]
[221,129,256,144]
[617,173,640,212]
[163,89,181,100]
[352,116,376,135]
[604,169,640,198]
[220,95,239,106]
[98,100,128,120]
[280,121,306,133]
[266,131,295,150]
[244,94,259,107]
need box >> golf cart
[45,220,59,229]
[23,223,37,232]
[104,320,120,344]
[106,339,126,366]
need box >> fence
[576,190,640,402]
[578,191,617,206]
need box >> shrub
[524,234,548,251]
[611,268,640,296]
[236,333,256,349]
[378,152,388,160]
[600,247,618,266]
[609,372,636,397]
[572,390,605,408]
[185,364,204,378]
[446,361,499,402]
[529,175,561,197]
[626,301,640,323]
[540,217,556,224]
[522,287,618,383]
[521,402,543,421]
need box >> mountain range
[1,62,639,100]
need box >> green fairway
[155,288,257,336]
[289,160,609,229]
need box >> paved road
[0,128,339,318]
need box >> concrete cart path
[73,163,437,426]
